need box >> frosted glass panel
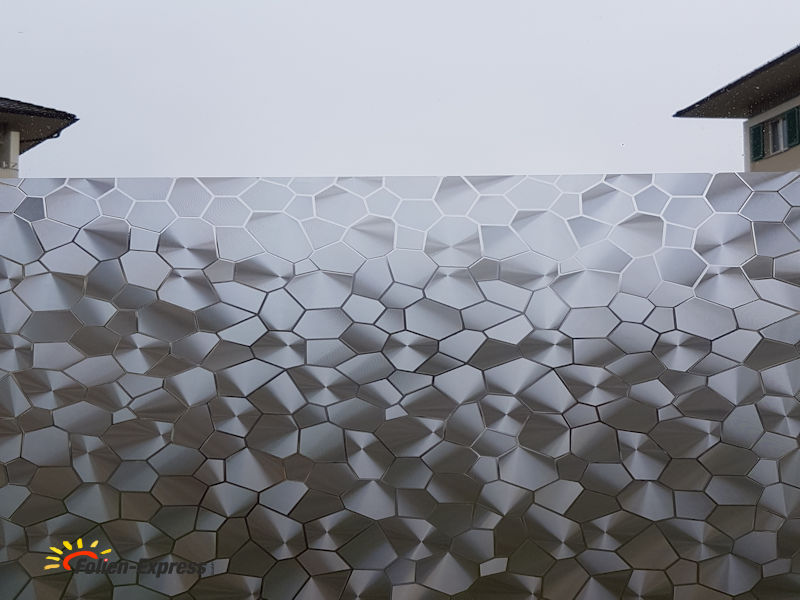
[1,174,799,598]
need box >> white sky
[5,1,800,177]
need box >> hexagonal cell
[405,299,462,340]
[314,186,367,227]
[0,213,43,263]
[75,216,129,261]
[511,211,577,260]
[424,217,482,267]
[158,218,217,268]
[675,298,737,340]
[247,212,311,262]
[45,187,100,227]
[203,197,250,226]
[654,248,707,286]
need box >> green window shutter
[787,107,800,147]
[751,124,765,161]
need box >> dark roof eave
[18,118,79,154]
[675,44,800,119]
[0,98,79,154]
[0,97,77,121]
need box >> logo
[45,538,112,571]
[43,536,211,577]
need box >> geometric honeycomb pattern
[1,173,800,599]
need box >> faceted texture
[1,174,799,598]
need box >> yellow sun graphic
[44,538,113,571]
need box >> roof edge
[674,44,800,119]
[0,97,77,122]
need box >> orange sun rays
[44,538,112,571]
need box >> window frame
[751,106,800,162]
[768,116,787,155]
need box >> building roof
[0,97,78,153]
[675,44,800,119]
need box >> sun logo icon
[44,538,112,571]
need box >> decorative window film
[1,174,799,599]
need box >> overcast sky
[6,1,800,177]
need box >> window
[751,106,800,161]
[769,117,786,154]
